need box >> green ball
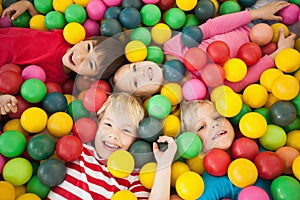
[259,124,286,151]
[65,4,87,24]
[146,46,164,64]
[183,14,200,29]
[0,130,26,158]
[20,78,47,103]
[176,132,202,159]
[254,107,271,124]
[230,103,251,126]
[219,1,241,15]
[147,95,172,119]
[34,0,53,14]
[291,92,300,116]
[130,27,152,46]
[283,116,300,132]
[67,100,90,121]
[164,8,186,30]
[271,176,300,200]
[290,0,300,6]
[140,4,161,26]
[27,133,56,161]
[44,11,66,30]
[26,175,51,199]
[12,11,31,28]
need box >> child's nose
[108,132,119,141]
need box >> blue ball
[105,6,122,19]
[181,25,203,48]
[119,7,141,29]
[100,18,122,37]
[122,0,143,10]
[43,92,68,115]
[163,59,186,82]
[138,117,162,142]
[194,0,215,22]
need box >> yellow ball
[29,14,47,31]
[186,152,205,175]
[294,69,300,83]
[223,58,247,82]
[287,130,300,151]
[4,119,29,137]
[215,91,242,117]
[111,190,137,200]
[64,94,76,105]
[292,155,300,181]
[271,23,289,43]
[227,158,258,188]
[210,85,234,102]
[53,0,73,13]
[63,22,86,45]
[271,74,299,100]
[176,0,197,11]
[73,0,90,7]
[151,23,172,45]
[295,37,300,52]
[16,193,41,200]
[175,171,204,199]
[211,0,219,16]
[239,112,267,139]
[0,181,15,200]
[264,93,280,108]
[47,112,73,138]
[107,150,135,178]
[171,161,190,187]
[162,114,180,138]
[275,48,300,73]
[125,40,147,62]
[20,107,48,133]
[260,68,284,92]
[139,162,157,189]
[242,84,268,108]
[161,82,183,105]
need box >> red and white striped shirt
[47,144,150,200]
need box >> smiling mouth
[103,141,120,151]
[148,67,153,81]
[212,130,227,140]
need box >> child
[180,99,235,154]
[0,94,18,115]
[47,93,178,200]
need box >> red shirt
[0,27,71,85]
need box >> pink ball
[83,19,100,37]
[278,4,300,26]
[142,0,160,4]
[86,0,107,21]
[238,186,270,200]
[182,79,207,101]
[103,0,122,6]
[0,15,13,28]
[21,65,46,82]
[0,155,6,173]
[250,23,273,46]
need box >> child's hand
[250,1,290,21]
[2,1,37,20]
[0,94,18,115]
[153,136,177,167]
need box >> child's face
[113,61,164,95]
[94,105,138,159]
[62,40,100,76]
[194,103,235,153]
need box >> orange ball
[275,146,300,174]
[250,23,273,46]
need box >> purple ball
[83,19,100,37]
[0,15,13,28]
[278,4,300,26]
[86,0,107,21]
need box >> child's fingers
[157,135,174,143]
[9,104,18,113]
[152,142,159,153]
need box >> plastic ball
[275,48,300,73]
[210,85,234,102]
[238,186,270,200]
[260,68,284,92]
[107,150,135,178]
[111,190,137,200]
[206,40,230,65]
[250,23,273,46]
[73,117,97,143]
[200,63,225,88]
[0,130,26,158]
[181,25,203,48]
[182,79,207,101]
[29,14,47,31]
[103,0,122,6]
[147,95,172,119]
[86,0,107,21]
[67,100,90,121]
[139,162,157,189]
[228,158,258,188]
[272,74,299,101]
[157,0,175,11]
[176,0,197,11]
[237,42,262,66]
[176,132,202,159]
[231,137,259,161]
[175,171,204,199]
[47,112,73,138]
[128,140,154,169]
[12,11,30,28]
[171,161,190,187]
[287,130,300,151]
[4,118,29,137]
[56,135,83,162]
[270,176,300,200]
[26,175,51,199]
[52,0,72,12]
[239,112,267,139]
[278,4,300,26]
[271,23,289,43]
[82,19,100,37]
[20,107,48,133]
[163,59,186,82]
[164,7,186,29]
[65,4,87,24]
[44,11,66,30]
[63,22,86,45]
[0,15,13,28]
[146,46,164,64]
[125,40,147,63]
[215,91,242,117]
[183,13,200,28]
[101,18,122,36]
[130,27,152,46]
[238,0,257,7]
[293,155,300,181]
[3,158,33,186]
[16,193,41,200]
[0,70,23,94]
[37,158,67,187]
[0,181,15,200]
[8,95,31,119]
[27,133,55,160]
[186,153,205,175]
[204,149,231,176]
[243,84,268,108]
[259,124,286,151]
[140,4,161,26]
[276,146,299,174]
[34,0,53,14]
[138,117,162,142]
[22,65,46,82]
[0,63,22,74]
[82,87,107,112]
[219,1,241,15]
[42,92,67,115]
[151,23,172,45]
[269,101,297,126]
[194,0,215,21]
[119,7,141,29]
[223,58,247,82]
[162,114,181,138]
[122,0,143,9]
[184,47,208,72]
[161,82,182,105]
[21,78,47,103]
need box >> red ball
[90,80,111,94]
[203,148,231,176]
[230,137,259,161]
[73,117,98,143]
[261,42,277,56]
[0,71,23,94]
[206,41,230,65]
[254,151,284,180]
[8,95,31,119]
[237,42,262,66]
[62,78,75,94]
[56,135,83,162]
[200,63,225,88]
[157,0,175,11]
[45,82,63,94]
[0,63,22,74]
[183,47,208,72]
[82,87,107,112]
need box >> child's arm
[2,0,39,20]
[148,136,177,200]
[0,94,18,115]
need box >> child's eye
[123,129,131,134]
[87,43,91,52]
[214,116,223,121]
[104,123,112,127]
[197,124,206,132]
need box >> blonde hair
[96,92,145,126]
[180,99,214,133]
